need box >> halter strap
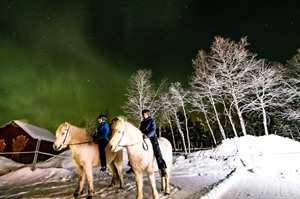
[62,125,71,145]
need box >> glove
[143,134,147,139]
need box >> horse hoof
[73,192,80,197]
[74,190,84,196]
[86,193,94,199]
[118,186,124,189]
[164,192,170,196]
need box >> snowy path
[200,169,300,199]
[169,172,220,199]
[0,169,171,199]
[0,166,219,199]
[1,167,299,199]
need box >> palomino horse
[109,116,173,199]
[53,122,123,198]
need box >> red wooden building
[0,120,60,167]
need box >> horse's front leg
[163,166,172,195]
[117,164,124,189]
[164,171,171,195]
[115,151,124,188]
[74,165,86,196]
[135,171,144,199]
[161,175,170,195]
[161,173,165,192]
[147,171,159,199]
[108,162,117,187]
[85,164,95,198]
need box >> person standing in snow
[94,114,109,172]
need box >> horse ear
[111,118,119,123]
[63,122,70,128]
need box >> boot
[100,166,106,172]
[126,167,134,174]
[161,168,167,177]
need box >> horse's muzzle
[53,144,62,151]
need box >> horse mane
[115,115,127,122]
[114,116,142,136]
[58,122,91,140]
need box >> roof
[0,120,55,142]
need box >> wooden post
[31,139,41,171]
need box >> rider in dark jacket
[140,109,167,176]
[95,114,109,172]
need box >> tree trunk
[174,114,187,155]
[232,93,247,136]
[222,98,238,137]
[168,119,177,151]
[203,111,217,146]
[260,98,269,135]
[209,95,226,139]
[182,106,191,153]
[158,124,162,137]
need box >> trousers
[150,137,167,170]
[98,139,108,167]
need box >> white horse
[53,122,123,198]
[109,116,173,199]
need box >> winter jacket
[140,116,157,138]
[96,122,109,141]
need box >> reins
[68,140,94,145]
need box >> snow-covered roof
[0,120,55,142]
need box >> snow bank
[197,135,300,199]
[0,156,24,176]
[213,135,300,177]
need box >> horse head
[53,122,71,151]
[109,117,128,152]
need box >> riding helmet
[97,114,107,119]
[141,109,150,115]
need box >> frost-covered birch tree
[210,36,262,136]
[160,90,188,154]
[159,92,177,151]
[169,82,191,153]
[122,69,166,125]
[241,61,296,135]
[282,49,300,120]
[190,50,226,140]
[286,49,300,87]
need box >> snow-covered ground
[1,134,300,199]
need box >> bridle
[115,129,148,151]
[61,125,93,146]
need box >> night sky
[1,0,300,131]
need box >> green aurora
[0,1,299,131]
